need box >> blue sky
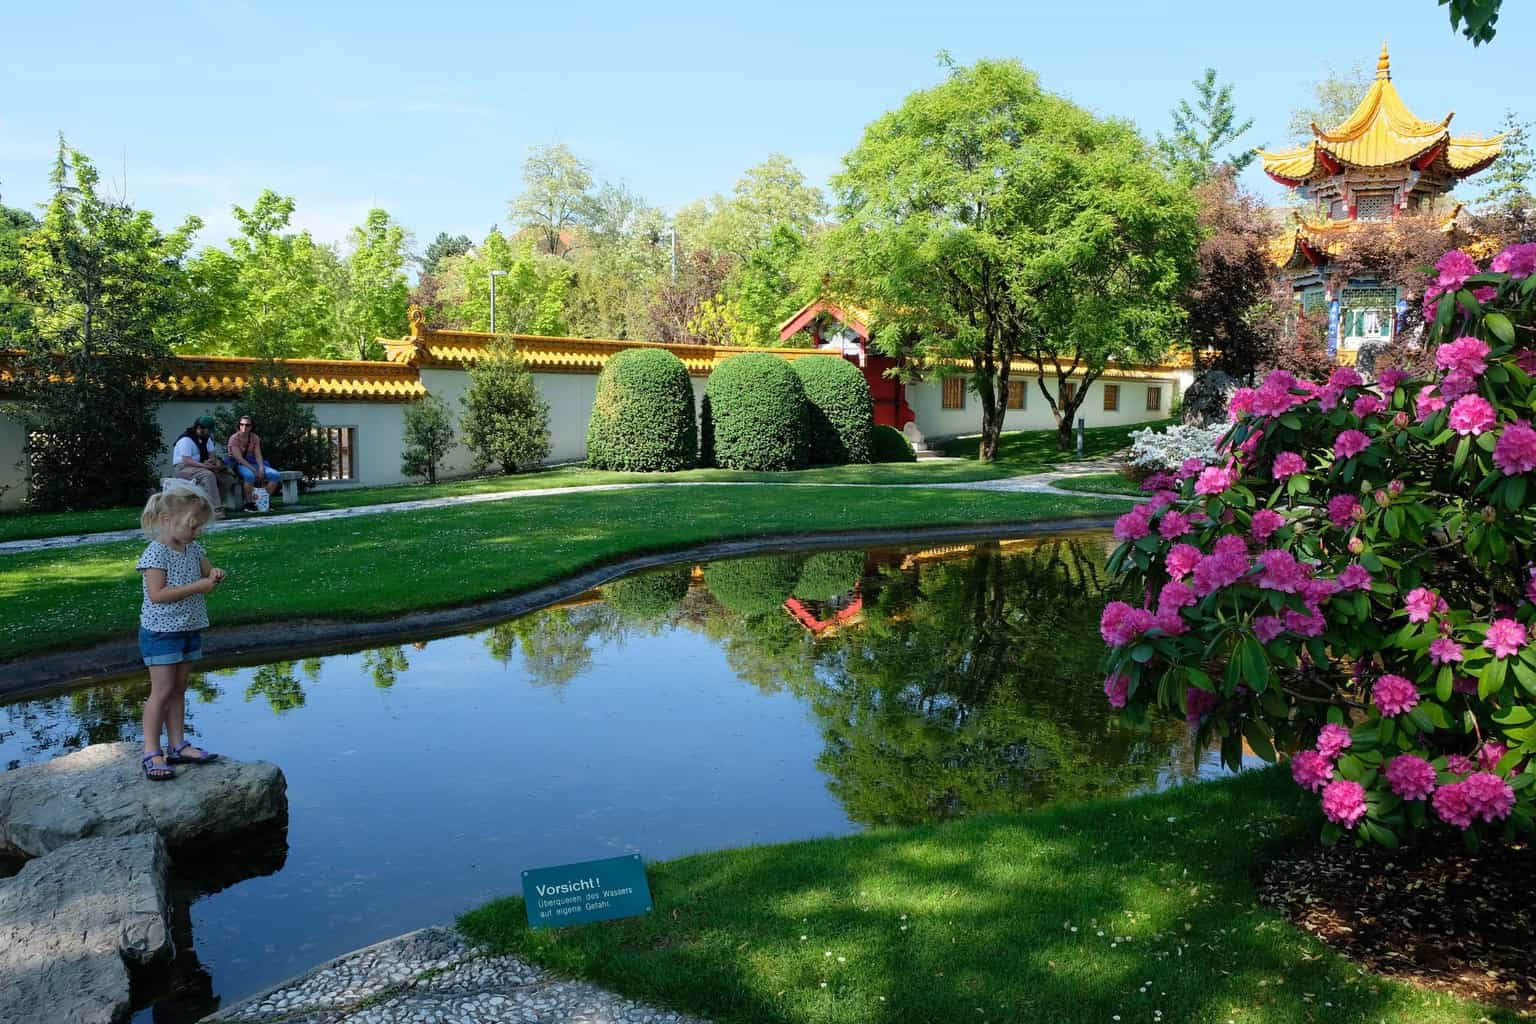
[1,0,1530,254]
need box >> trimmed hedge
[869,424,916,463]
[700,354,810,471]
[704,554,804,617]
[792,550,867,602]
[602,566,691,622]
[792,356,873,465]
[586,348,698,471]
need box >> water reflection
[0,531,1222,1021]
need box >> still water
[0,531,1230,1022]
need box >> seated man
[171,415,232,517]
[227,414,283,512]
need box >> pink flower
[1416,386,1446,421]
[1493,420,1536,475]
[1405,587,1440,624]
[1520,350,1536,375]
[1436,336,1490,378]
[1371,674,1419,717]
[1104,671,1130,708]
[1337,564,1372,591]
[1320,779,1368,828]
[1271,451,1306,480]
[1492,242,1536,279]
[1422,284,1445,322]
[1334,430,1370,460]
[1114,508,1152,541]
[1157,581,1196,617]
[1228,387,1256,419]
[1191,539,1250,596]
[1184,687,1219,724]
[1316,722,1352,759]
[1284,606,1327,637]
[1290,750,1334,792]
[1352,395,1385,417]
[1140,472,1177,493]
[1250,509,1285,542]
[1473,286,1497,304]
[1100,601,1155,648]
[1440,371,1477,401]
[1429,637,1465,665]
[1257,549,1307,594]
[1526,566,1536,605]
[1253,615,1285,643]
[1435,250,1479,291]
[1195,463,1237,497]
[1462,772,1516,823]
[1447,394,1496,436]
[1446,753,1476,776]
[1165,543,1202,580]
[1384,755,1437,800]
[1327,494,1361,528]
[1433,782,1474,828]
[1147,490,1178,512]
[1316,384,1344,412]
[1479,742,1508,773]
[1158,510,1192,540]
[1329,366,1364,389]
[1176,457,1205,481]
[1377,368,1408,394]
[1483,617,1527,658]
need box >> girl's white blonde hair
[141,481,216,536]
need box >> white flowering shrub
[1127,424,1227,473]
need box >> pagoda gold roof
[0,352,429,401]
[1258,44,1502,185]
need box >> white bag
[255,489,270,512]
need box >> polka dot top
[137,540,209,632]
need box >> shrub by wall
[792,357,873,464]
[792,550,867,602]
[869,424,916,463]
[704,554,804,617]
[700,353,810,471]
[586,348,698,471]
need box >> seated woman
[227,415,283,512]
[171,416,231,517]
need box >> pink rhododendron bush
[1102,244,1536,848]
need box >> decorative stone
[0,741,287,859]
[1181,370,1237,427]
[0,833,171,1024]
[1354,340,1389,379]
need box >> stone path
[0,466,1135,557]
[205,926,708,1024]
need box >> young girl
[137,481,227,780]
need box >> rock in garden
[1181,369,1237,426]
[1354,339,1388,378]
[0,833,171,1024]
[0,741,287,859]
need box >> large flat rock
[0,833,171,1024]
[0,741,287,859]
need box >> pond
[0,530,1234,1022]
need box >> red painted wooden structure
[778,300,914,430]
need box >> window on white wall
[311,426,357,481]
[1007,380,1025,410]
[942,377,966,410]
[1146,386,1162,411]
[1103,384,1120,412]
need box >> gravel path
[204,925,709,1024]
[0,466,1133,558]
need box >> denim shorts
[139,627,204,666]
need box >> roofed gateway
[1257,44,1503,361]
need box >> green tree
[212,362,335,485]
[459,343,551,473]
[509,144,594,257]
[829,59,1198,458]
[726,224,817,346]
[401,392,456,483]
[1474,110,1533,213]
[6,140,200,509]
[421,232,472,277]
[244,661,306,713]
[186,190,342,358]
[1156,68,1256,182]
[362,646,409,688]
[0,190,39,346]
[340,208,411,359]
[431,229,570,334]
[1286,64,1371,142]
[676,154,826,262]
[565,184,670,339]
[1442,0,1501,44]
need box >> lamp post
[489,269,508,334]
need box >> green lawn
[940,419,1167,472]
[460,768,1515,1024]
[0,485,1129,659]
[1052,472,1146,497]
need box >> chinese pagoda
[1257,44,1503,358]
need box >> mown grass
[0,484,1130,659]
[939,419,1167,472]
[459,768,1516,1024]
[1052,472,1146,497]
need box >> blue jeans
[235,460,280,485]
[139,627,203,666]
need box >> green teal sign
[522,854,653,929]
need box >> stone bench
[220,469,303,510]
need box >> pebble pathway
[206,925,710,1024]
[0,466,1135,557]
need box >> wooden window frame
[1102,384,1119,412]
[1061,381,1077,406]
[1146,385,1162,412]
[311,425,357,482]
[1006,380,1026,410]
[941,376,966,410]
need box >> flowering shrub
[1127,423,1227,474]
[1101,243,1536,848]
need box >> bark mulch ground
[1257,838,1536,1016]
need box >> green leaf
[1371,822,1400,849]
[1242,719,1277,763]
[1131,643,1155,663]
[1486,311,1516,345]
[1453,435,1471,473]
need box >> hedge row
[586,348,698,471]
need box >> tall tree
[508,144,594,257]
[0,187,39,346]
[6,140,200,509]
[565,182,670,338]
[1183,171,1281,380]
[1156,68,1256,182]
[1286,64,1372,142]
[1474,110,1533,213]
[429,228,570,335]
[340,208,412,358]
[829,59,1198,458]
[420,231,471,277]
[674,154,825,261]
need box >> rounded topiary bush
[700,353,810,471]
[792,357,873,465]
[602,566,691,625]
[869,424,916,463]
[704,554,804,617]
[586,348,698,471]
[792,550,867,602]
